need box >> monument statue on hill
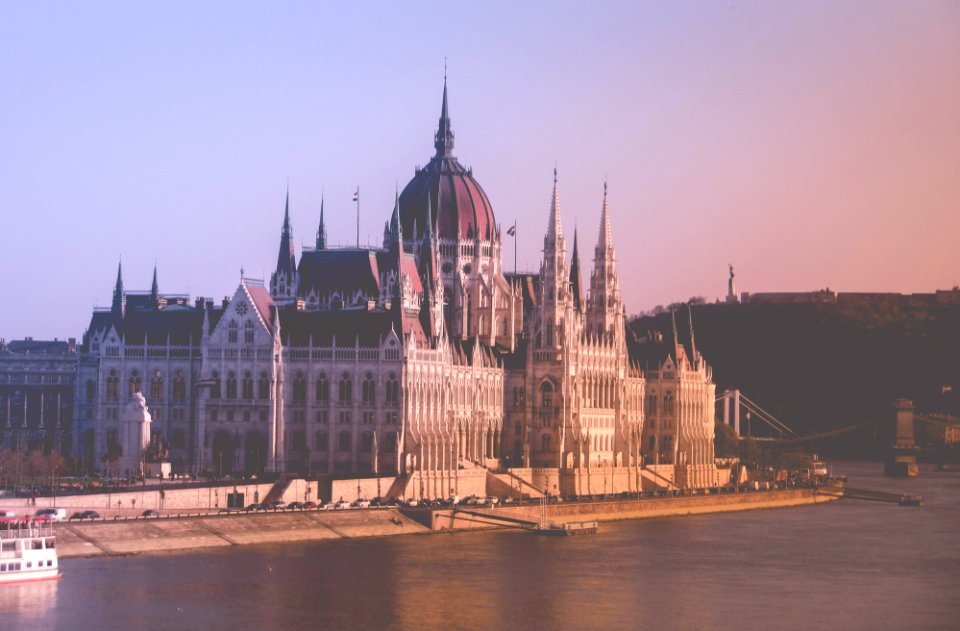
[726,264,740,304]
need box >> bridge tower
[884,398,919,477]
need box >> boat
[0,518,61,585]
[534,521,599,536]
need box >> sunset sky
[1,1,958,339]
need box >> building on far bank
[0,338,77,455]
[74,79,720,496]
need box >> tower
[269,188,299,304]
[316,196,327,250]
[537,168,569,349]
[586,182,623,340]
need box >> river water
[3,462,958,630]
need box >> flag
[352,188,359,202]
[507,223,516,237]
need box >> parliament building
[74,80,720,497]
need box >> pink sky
[0,1,957,338]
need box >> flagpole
[355,186,360,248]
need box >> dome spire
[434,67,455,157]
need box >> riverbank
[55,488,834,559]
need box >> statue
[144,431,170,463]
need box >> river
[3,462,958,630]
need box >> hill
[629,297,960,437]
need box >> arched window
[646,394,657,414]
[663,436,673,452]
[316,431,328,450]
[171,428,186,449]
[338,431,352,452]
[258,372,270,399]
[172,371,186,401]
[292,372,306,404]
[541,434,551,451]
[361,432,373,452]
[385,432,398,450]
[315,373,329,402]
[128,370,141,397]
[228,320,238,343]
[648,436,656,451]
[244,320,254,344]
[106,370,119,400]
[362,373,376,404]
[385,373,399,404]
[540,382,554,409]
[242,372,254,399]
[338,373,352,403]
[210,371,221,399]
[664,391,674,415]
[226,372,237,399]
[86,379,95,401]
[150,370,164,400]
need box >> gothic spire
[688,304,698,365]
[276,187,296,274]
[316,195,327,250]
[150,264,159,306]
[390,187,403,252]
[597,180,613,253]
[546,167,563,245]
[434,72,455,157]
[570,227,583,311]
[111,259,124,317]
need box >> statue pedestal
[145,462,172,478]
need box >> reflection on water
[0,579,59,623]
[9,462,960,630]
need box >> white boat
[0,518,61,585]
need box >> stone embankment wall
[55,509,428,558]
[431,488,835,531]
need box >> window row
[99,369,188,401]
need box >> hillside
[629,299,960,436]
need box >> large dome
[398,80,496,242]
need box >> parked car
[0,510,17,518]
[303,501,318,510]
[320,502,337,510]
[286,501,305,510]
[352,499,371,509]
[244,503,264,512]
[405,498,419,507]
[34,508,67,522]
[79,510,101,519]
[141,509,160,517]
[267,500,286,510]
[334,500,352,510]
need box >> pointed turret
[389,187,403,252]
[570,228,583,312]
[537,169,568,349]
[434,72,455,157]
[277,188,295,274]
[110,259,125,320]
[316,195,327,250]
[586,181,623,339]
[150,264,159,306]
[687,304,698,366]
[269,187,299,303]
[545,168,563,246]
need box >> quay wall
[55,508,428,559]
[431,488,835,531]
